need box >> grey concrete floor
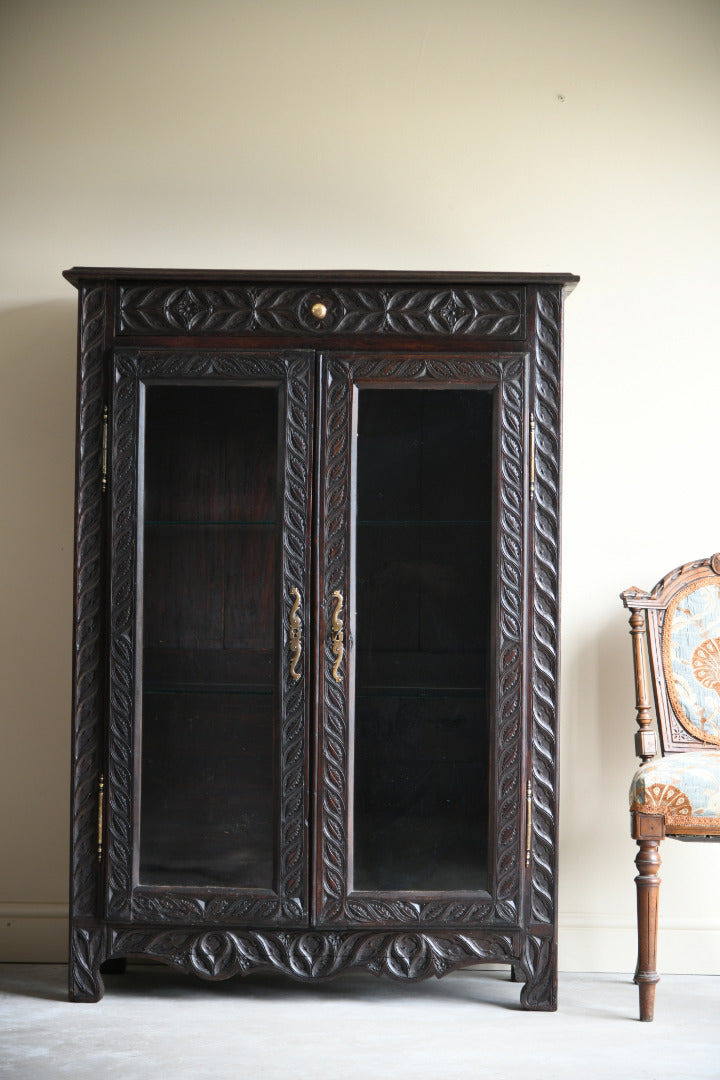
[0,964,718,1079]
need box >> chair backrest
[623,554,720,755]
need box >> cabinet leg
[69,926,106,1002]
[634,833,662,1022]
[518,936,557,1011]
[509,963,524,983]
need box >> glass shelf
[357,686,486,699]
[144,684,273,697]
[145,520,275,527]
[357,519,490,527]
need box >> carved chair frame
[622,553,720,1022]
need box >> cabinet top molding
[63,268,579,290]
[64,269,578,342]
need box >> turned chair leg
[632,816,663,1022]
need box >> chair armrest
[621,598,658,762]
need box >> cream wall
[2,0,719,973]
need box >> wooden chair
[622,555,720,1021]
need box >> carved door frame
[103,347,314,925]
[313,351,528,929]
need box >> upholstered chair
[622,555,720,1021]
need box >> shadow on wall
[0,297,79,558]
[0,298,81,877]
[598,609,636,777]
[562,607,634,772]
[560,606,638,858]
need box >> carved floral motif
[110,927,517,983]
[118,284,524,338]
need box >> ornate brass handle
[289,587,302,682]
[330,590,344,683]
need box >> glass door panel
[139,386,279,889]
[352,388,494,893]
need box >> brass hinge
[529,412,536,502]
[525,779,533,868]
[97,773,105,863]
[101,405,108,493]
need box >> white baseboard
[559,912,720,974]
[0,903,68,963]
[2,903,719,974]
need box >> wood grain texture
[632,818,663,1022]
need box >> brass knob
[311,301,328,320]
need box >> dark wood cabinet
[65,269,577,1007]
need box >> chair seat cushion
[630,752,720,833]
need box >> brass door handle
[289,588,302,682]
[330,590,344,683]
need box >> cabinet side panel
[528,287,563,929]
[70,284,107,920]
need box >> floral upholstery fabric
[664,581,720,743]
[630,752,720,833]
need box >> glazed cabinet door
[315,353,527,929]
[104,350,314,925]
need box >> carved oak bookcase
[65,268,577,1007]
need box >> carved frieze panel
[110,927,517,982]
[118,284,525,339]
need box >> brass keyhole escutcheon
[311,301,328,320]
